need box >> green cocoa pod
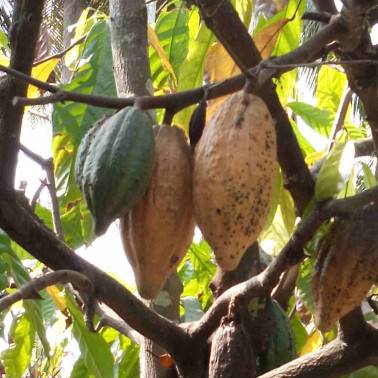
[75,107,155,236]
[261,300,296,372]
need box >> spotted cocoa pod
[193,91,276,271]
[312,205,378,332]
[120,125,195,299]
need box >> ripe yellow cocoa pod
[120,125,195,299]
[193,91,276,271]
[312,205,378,332]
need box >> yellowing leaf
[0,51,9,66]
[27,58,59,98]
[305,150,326,167]
[254,19,289,59]
[46,285,67,311]
[299,330,322,356]
[148,25,177,83]
[204,18,288,120]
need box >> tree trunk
[140,274,182,378]
[109,2,180,376]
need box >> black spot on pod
[189,96,207,147]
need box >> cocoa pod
[312,205,378,332]
[120,125,195,299]
[193,91,276,271]
[189,96,207,148]
[75,107,155,235]
[209,315,256,378]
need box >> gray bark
[109,0,152,97]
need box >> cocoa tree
[0,0,377,377]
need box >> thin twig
[264,59,378,70]
[30,178,47,212]
[0,19,344,112]
[0,270,94,312]
[327,86,353,153]
[33,35,86,67]
[19,144,64,240]
[96,304,142,345]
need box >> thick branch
[20,144,64,240]
[189,187,378,340]
[0,0,43,188]
[0,190,188,358]
[258,325,378,377]
[96,305,142,345]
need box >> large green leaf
[288,102,333,137]
[346,366,378,378]
[70,356,95,378]
[52,19,116,249]
[2,314,35,378]
[315,141,355,200]
[150,5,190,89]
[316,66,346,114]
[179,239,216,310]
[117,336,140,378]
[296,257,314,313]
[66,293,114,378]
[0,231,50,356]
[173,9,214,131]
[272,0,306,104]
[361,162,377,189]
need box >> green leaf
[361,162,377,189]
[66,293,114,378]
[2,314,35,378]
[288,102,333,137]
[118,336,140,378]
[346,366,378,378]
[150,5,190,89]
[53,19,117,249]
[316,66,346,114]
[315,142,355,200]
[296,258,314,313]
[0,29,8,49]
[290,312,308,352]
[179,240,216,310]
[261,166,282,232]
[173,10,214,131]
[0,233,50,356]
[70,356,95,378]
[272,0,306,104]
[290,120,316,157]
[280,188,296,235]
[234,0,253,27]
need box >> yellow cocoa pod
[193,91,276,271]
[312,206,378,332]
[120,125,195,299]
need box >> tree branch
[0,190,189,359]
[0,270,93,312]
[189,186,378,340]
[258,325,378,377]
[96,304,142,345]
[0,0,44,188]
[20,144,64,240]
